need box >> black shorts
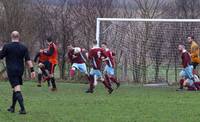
[8,75,23,88]
[43,61,56,74]
[191,62,199,69]
[42,61,51,70]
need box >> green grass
[0,82,200,122]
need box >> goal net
[96,18,200,84]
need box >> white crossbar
[96,18,200,46]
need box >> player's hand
[31,72,36,79]
[39,49,43,53]
[72,55,77,58]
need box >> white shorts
[104,65,115,75]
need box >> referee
[0,31,35,114]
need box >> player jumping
[40,37,58,91]
[101,42,120,89]
[67,44,89,80]
[86,41,113,94]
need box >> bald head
[11,31,20,41]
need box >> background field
[0,81,200,122]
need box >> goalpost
[96,18,200,46]
[96,18,200,84]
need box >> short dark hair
[93,40,97,45]
[188,35,194,40]
[101,42,107,45]
[47,36,53,42]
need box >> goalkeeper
[187,35,200,74]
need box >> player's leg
[14,85,26,114]
[41,61,51,87]
[37,68,42,87]
[177,70,187,91]
[97,70,113,94]
[77,63,90,82]
[7,89,17,113]
[184,79,197,91]
[191,62,199,77]
[184,65,198,90]
[69,63,77,78]
[8,76,26,114]
[7,76,18,113]
[86,69,95,93]
[101,77,113,94]
[49,63,57,91]
[105,65,120,88]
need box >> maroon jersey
[68,48,85,64]
[181,50,191,68]
[88,47,107,69]
[104,49,115,68]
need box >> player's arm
[24,48,36,79]
[0,45,7,59]
[190,45,199,58]
[33,52,40,63]
[43,46,54,56]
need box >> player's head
[178,44,185,52]
[101,42,107,49]
[46,36,53,45]
[67,44,73,50]
[187,35,194,43]
[11,31,20,41]
[93,40,98,47]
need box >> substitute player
[101,42,120,88]
[86,41,113,94]
[67,44,89,80]
[0,31,35,114]
[40,37,58,91]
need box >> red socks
[69,69,75,77]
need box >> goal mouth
[96,18,200,84]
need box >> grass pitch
[0,81,200,122]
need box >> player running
[187,35,200,75]
[34,50,50,87]
[86,41,113,94]
[101,42,120,88]
[67,44,89,80]
[40,37,58,91]
[177,44,199,91]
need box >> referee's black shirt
[0,42,30,76]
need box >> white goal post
[96,18,200,46]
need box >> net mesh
[100,21,200,84]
